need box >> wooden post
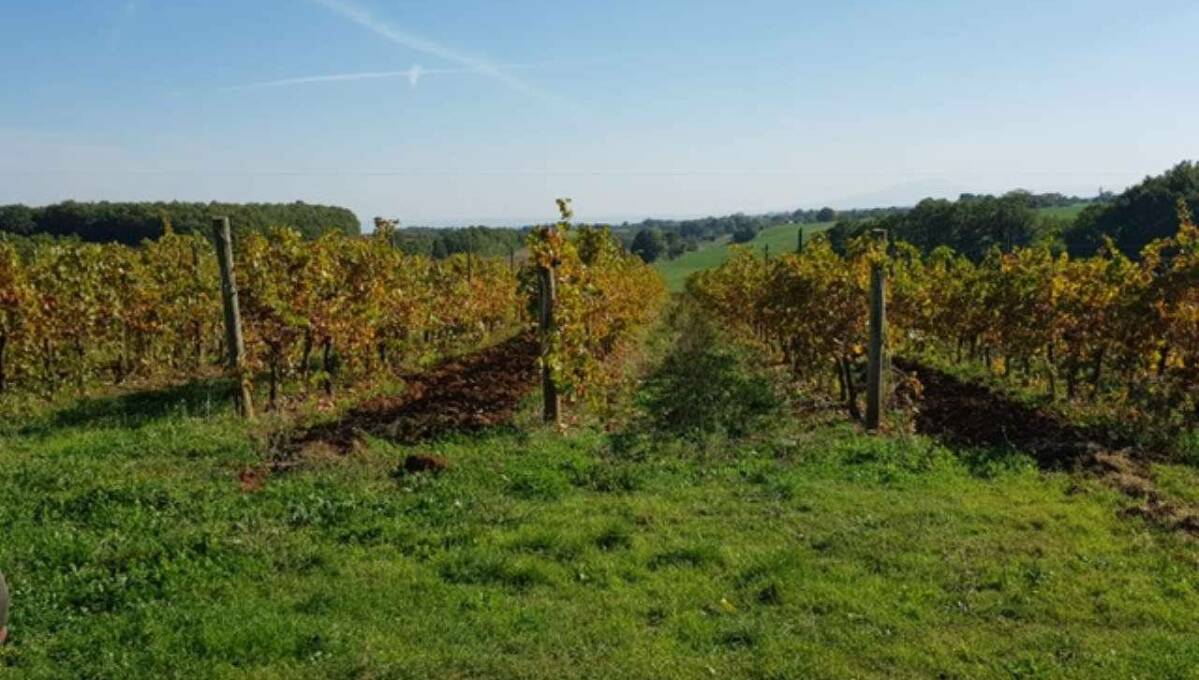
[538,264,560,426]
[211,217,254,418]
[797,227,804,253]
[866,229,886,431]
[764,244,770,262]
[509,246,516,272]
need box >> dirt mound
[893,358,1126,469]
[281,332,539,461]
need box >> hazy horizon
[2,0,1195,225]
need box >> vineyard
[0,207,662,417]
[5,201,1199,679]
[689,201,1199,443]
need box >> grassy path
[1,307,1198,678]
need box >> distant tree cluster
[0,201,360,245]
[609,205,888,247]
[1063,161,1199,257]
[731,226,758,244]
[599,206,900,263]
[385,224,528,259]
[826,190,1108,261]
[828,193,1041,260]
[629,228,694,262]
[822,164,1197,262]
[958,190,1091,210]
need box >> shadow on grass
[19,378,235,436]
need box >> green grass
[1037,203,1089,222]
[2,313,1199,678]
[654,222,834,291]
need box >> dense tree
[663,231,687,259]
[732,226,758,244]
[829,193,1040,261]
[630,228,667,262]
[0,206,36,236]
[816,207,837,222]
[388,225,526,260]
[1064,161,1199,257]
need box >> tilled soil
[897,357,1199,534]
[280,332,539,462]
[893,357,1127,469]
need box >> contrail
[230,64,539,91]
[309,0,559,102]
[232,69,419,90]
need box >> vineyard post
[796,227,804,253]
[211,217,254,418]
[866,229,887,430]
[764,244,770,262]
[538,263,561,425]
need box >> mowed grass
[654,222,834,291]
[2,339,1199,678]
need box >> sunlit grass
[653,221,834,291]
[2,372,1198,677]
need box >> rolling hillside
[654,222,835,291]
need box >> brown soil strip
[277,332,539,465]
[892,358,1126,469]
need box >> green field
[1037,203,1090,222]
[2,308,1198,679]
[654,222,834,291]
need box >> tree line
[1065,161,1199,257]
[826,163,1197,262]
[827,193,1052,261]
[0,201,360,245]
[382,222,528,259]
[613,206,906,263]
[617,191,1096,264]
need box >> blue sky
[1,0,1197,225]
